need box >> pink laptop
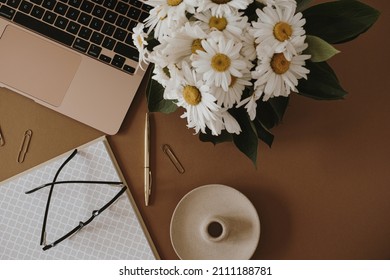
[0,0,150,134]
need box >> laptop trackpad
[0,25,81,107]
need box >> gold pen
[144,112,152,206]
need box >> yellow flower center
[211,53,231,72]
[271,53,290,74]
[211,0,231,4]
[273,22,293,42]
[191,39,205,54]
[163,66,170,78]
[209,16,228,31]
[137,35,143,47]
[183,85,202,105]
[167,0,182,6]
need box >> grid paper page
[0,139,156,260]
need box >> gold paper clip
[162,144,185,174]
[17,129,33,163]
[0,126,4,147]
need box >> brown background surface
[0,0,389,259]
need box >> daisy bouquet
[134,0,379,164]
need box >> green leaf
[245,1,265,22]
[303,1,380,44]
[297,61,347,100]
[146,76,177,113]
[231,108,258,166]
[305,35,340,62]
[296,0,313,12]
[253,118,274,148]
[256,96,290,129]
[199,129,233,145]
[268,96,290,123]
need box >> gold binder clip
[0,126,4,147]
[162,144,185,174]
[17,129,33,163]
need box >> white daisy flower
[151,63,183,100]
[192,33,247,91]
[197,0,253,17]
[143,6,170,41]
[252,42,310,101]
[145,0,196,27]
[162,64,184,100]
[152,64,170,87]
[148,40,170,67]
[250,4,306,60]
[163,22,208,63]
[175,62,222,135]
[213,68,252,108]
[132,23,150,69]
[194,10,248,40]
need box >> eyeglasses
[25,149,127,251]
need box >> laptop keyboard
[0,0,151,74]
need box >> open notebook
[0,137,158,260]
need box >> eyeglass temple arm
[42,185,127,251]
[25,180,124,194]
[40,149,78,246]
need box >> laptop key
[68,0,82,8]
[54,15,68,29]
[43,10,57,24]
[92,5,105,18]
[81,0,94,13]
[42,0,56,10]
[90,17,103,31]
[111,54,125,68]
[104,10,117,23]
[88,44,102,57]
[116,15,129,29]
[19,1,33,13]
[73,37,90,52]
[103,0,117,9]
[129,0,141,8]
[78,12,91,25]
[13,12,75,46]
[67,21,81,34]
[7,0,21,8]
[102,36,116,50]
[78,26,92,39]
[123,64,135,74]
[0,6,15,19]
[113,27,126,41]
[31,6,45,19]
[54,2,68,15]
[139,11,148,21]
[99,53,111,63]
[102,22,114,36]
[114,41,138,61]
[115,2,129,15]
[66,7,79,20]
[91,31,104,44]
[141,3,152,12]
[127,7,140,20]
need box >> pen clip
[148,170,152,195]
[17,129,33,163]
